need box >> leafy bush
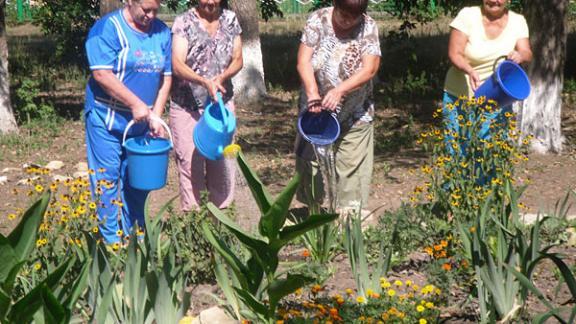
[33,0,98,61]
[12,78,56,123]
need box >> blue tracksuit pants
[85,109,149,244]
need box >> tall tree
[0,0,18,134]
[520,0,568,153]
[100,0,123,16]
[229,0,267,104]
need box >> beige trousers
[296,122,374,209]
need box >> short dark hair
[334,0,368,16]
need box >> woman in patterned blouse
[170,0,243,212]
[295,0,381,213]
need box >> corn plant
[0,192,89,323]
[202,152,338,323]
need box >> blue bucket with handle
[298,110,340,145]
[193,92,236,160]
[123,116,173,191]
[474,57,531,107]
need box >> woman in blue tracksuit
[84,0,171,244]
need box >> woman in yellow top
[443,0,532,142]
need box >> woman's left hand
[507,50,523,64]
[322,87,345,111]
[148,117,166,138]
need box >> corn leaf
[275,213,338,249]
[237,152,272,215]
[233,287,269,319]
[259,173,300,240]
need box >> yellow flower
[426,302,434,308]
[112,242,120,251]
[8,213,16,220]
[89,202,97,210]
[394,280,402,287]
[223,144,241,159]
[419,319,428,324]
[35,184,44,193]
[116,230,123,237]
[387,289,396,297]
[34,263,42,271]
[381,281,391,289]
[92,227,99,233]
[345,288,354,295]
[417,305,425,312]
[356,296,366,304]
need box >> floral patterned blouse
[300,7,381,131]
[171,8,242,111]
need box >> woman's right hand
[468,70,481,92]
[307,98,323,113]
[132,103,150,123]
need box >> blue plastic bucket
[193,92,236,160]
[474,59,531,107]
[297,110,340,145]
[122,117,173,191]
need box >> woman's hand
[132,103,151,123]
[322,87,345,111]
[307,98,322,113]
[148,117,166,138]
[203,77,226,100]
[467,70,481,92]
[507,50,523,64]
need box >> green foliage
[33,0,99,61]
[203,152,338,323]
[165,208,216,284]
[343,209,397,299]
[0,192,89,323]
[83,196,190,323]
[13,78,56,124]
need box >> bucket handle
[122,115,173,147]
[211,92,229,128]
[491,55,508,77]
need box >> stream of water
[313,143,338,213]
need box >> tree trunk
[0,0,19,134]
[229,0,267,105]
[520,0,568,153]
[100,0,123,17]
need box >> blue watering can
[474,57,531,107]
[193,92,236,160]
[123,116,173,191]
